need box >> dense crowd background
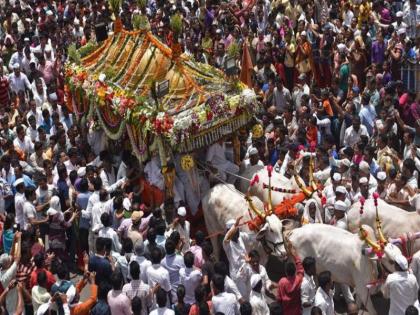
[0,0,419,314]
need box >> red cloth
[140,179,164,207]
[30,268,56,291]
[277,256,304,315]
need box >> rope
[195,160,247,198]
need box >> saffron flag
[240,42,253,88]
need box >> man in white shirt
[8,42,24,71]
[130,241,152,283]
[147,248,172,303]
[13,125,34,155]
[223,218,252,298]
[123,261,152,315]
[22,187,48,230]
[239,147,264,192]
[211,274,240,315]
[179,251,202,305]
[8,63,31,94]
[314,271,335,315]
[382,255,418,315]
[13,178,26,227]
[166,207,190,253]
[343,116,369,148]
[237,250,273,301]
[206,139,240,184]
[301,257,317,315]
[98,212,122,253]
[403,0,420,40]
[249,274,269,315]
[149,288,175,315]
[91,189,112,234]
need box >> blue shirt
[76,191,92,229]
[89,255,113,285]
[2,229,14,254]
[359,104,377,136]
[57,179,69,210]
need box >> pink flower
[373,192,379,200]
[267,165,273,177]
[359,196,366,205]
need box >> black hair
[184,251,194,268]
[24,187,36,199]
[212,273,225,292]
[79,178,89,192]
[92,176,103,191]
[214,262,228,277]
[96,237,106,253]
[269,302,283,315]
[37,270,47,287]
[110,271,123,290]
[34,252,45,268]
[155,288,167,308]
[311,306,323,315]
[129,261,140,280]
[97,281,112,300]
[240,302,253,315]
[121,238,133,254]
[131,296,142,315]
[405,306,419,315]
[303,257,316,273]
[100,212,112,227]
[165,238,176,255]
[318,271,332,290]
[150,247,162,264]
[195,285,210,314]
[56,263,68,280]
[285,262,296,277]
[177,284,186,301]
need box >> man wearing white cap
[382,254,418,315]
[223,216,250,297]
[392,11,408,31]
[239,147,264,192]
[331,200,348,230]
[353,177,370,200]
[323,172,342,203]
[249,274,269,315]
[376,171,388,199]
[359,160,378,195]
[167,206,190,253]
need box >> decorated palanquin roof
[64,28,259,158]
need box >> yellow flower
[97,87,106,100]
[198,111,207,123]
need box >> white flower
[241,88,257,106]
[99,73,106,82]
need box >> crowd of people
[0,0,419,314]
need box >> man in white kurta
[239,147,264,192]
[382,255,418,315]
[223,218,251,298]
[301,257,317,315]
[206,139,240,184]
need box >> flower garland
[126,124,147,162]
[95,107,126,140]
